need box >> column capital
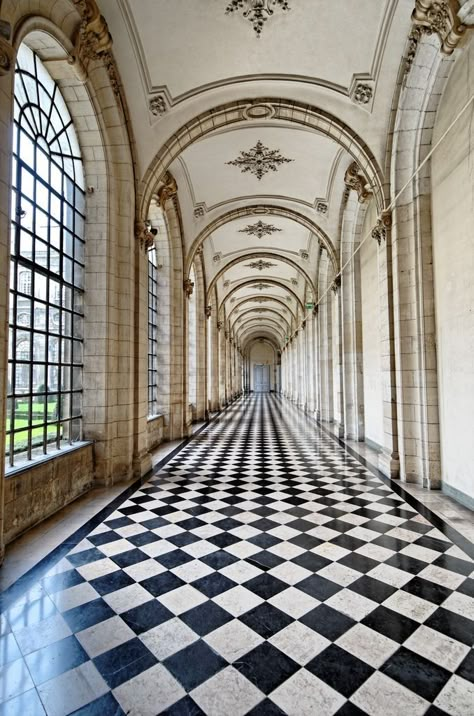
[331,275,342,294]
[158,172,178,207]
[344,162,373,203]
[184,278,194,298]
[135,221,154,252]
[372,210,392,246]
[411,0,470,56]
[0,22,14,76]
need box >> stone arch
[139,98,386,221]
[237,317,286,341]
[229,296,297,322]
[219,279,304,313]
[207,252,317,301]
[7,7,137,486]
[185,205,339,277]
[233,308,291,332]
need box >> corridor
[1,396,473,715]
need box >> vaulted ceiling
[98,0,414,349]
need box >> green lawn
[6,406,61,451]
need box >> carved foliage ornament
[135,221,154,252]
[246,260,277,271]
[407,0,470,71]
[227,140,293,180]
[344,162,373,204]
[0,21,13,76]
[72,0,120,96]
[205,305,212,318]
[158,172,178,207]
[225,0,291,38]
[184,278,194,297]
[372,211,392,246]
[239,220,282,238]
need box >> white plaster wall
[249,342,275,391]
[360,201,384,448]
[432,40,474,504]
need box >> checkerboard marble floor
[1,395,473,716]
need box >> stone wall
[432,39,474,506]
[4,444,94,544]
[147,415,165,453]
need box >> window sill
[5,441,94,479]
[147,414,164,423]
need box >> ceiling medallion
[226,140,293,180]
[225,0,291,38]
[239,220,282,239]
[246,260,277,271]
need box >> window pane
[7,43,85,467]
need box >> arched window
[6,43,85,467]
[148,246,159,416]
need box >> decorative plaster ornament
[316,201,328,214]
[291,278,298,286]
[194,206,205,218]
[149,94,167,116]
[227,141,293,180]
[239,220,282,239]
[353,83,373,105]
[246,260,277,271]
[255,283,271,290]
[225,0,291,37]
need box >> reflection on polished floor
[1,396,473,716]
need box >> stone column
[374,213,400,478]
[218,321,226,408]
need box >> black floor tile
[234,642,299,694]
[300,604,356,640]
[181,600,233,636]
[239,602,293,638]
[425,607,474,647]
[89,570,135,596]
[121,599,173,634]
[381,646,451,702]
[140,572,185,598]
[164,640,227,691]
[306,644,374,697]
[93,638,157,689]
[63,598,115,633]
[361,605,419,643]
[296,574,341,601]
